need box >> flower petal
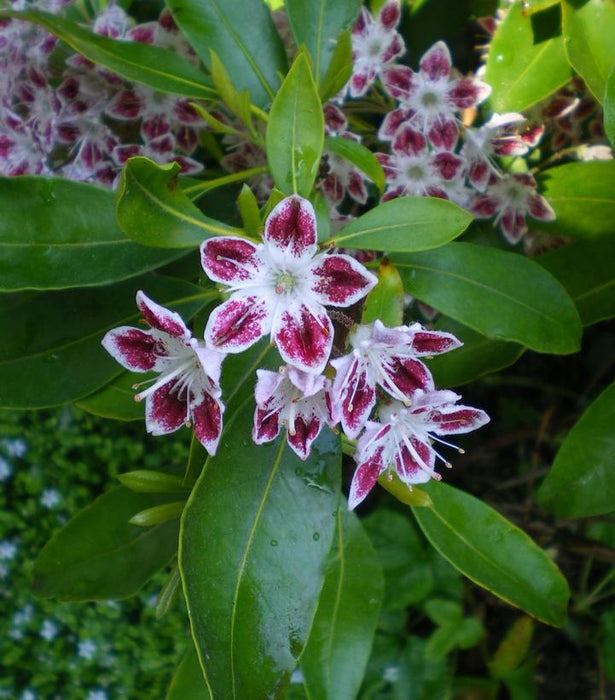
[419,41,452,81]
[348,449,384,509]
[427,119,458,151]
[287,415,322,460]
[381,357,434,398]
[409,327,462,355]
[331,355,377,439]
[200,236,260,285]
[101,327,159,372]
[136,291,189,339]
[392,126,426,156]
[253,405,282,444]
[379,1,400,30]
[273,304,334,374]
[264,195,317,259]
[448,78,491,109]
[145,379,188,435]
[396,436,434,484]
[205,295,271,353]
[310,253,378,307]
[381,65,414,102]
[191,392,224,454]
[427,405,490,434]
[528,194,556,221]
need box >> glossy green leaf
[562,0,615,102]
[319,29,352,102]
[0,275,210,409]
[285,0,360,87]
[156,564,182,619]
[300,507,384,700]
[130,501,185,526]
[324,136,385,191]
[413,482,570,626]
[396,636,452,700]
[4,10,214,99]
[605,68,615,148]
[330,197,472,252]
[523,0,562,14]
[266,52,324,197]
[75,372,146,421]
[537,161,615,238]
[166,647,207,699]
[31,487,179,601]
[538,237,615,326]
[116,158,243,248]
[485,2,572,112]
[180,402,341,698]
[488,617,534,679]
[537,381,615,518]
[237,184,261,237]
[429,318,524,388]
[392,242,581,354]
[166,0,286,107]
[362,259,404,327]
[118,471,188,494]
[0,177,184,291]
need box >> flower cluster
[0,2,204,185]
[103,195,488,508]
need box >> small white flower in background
[3,437,27,458]
[20,690,36,700]
[40,619,59,641]
[40,488,61,509]
[0,457,12,481]
[383,665,400,683]
[86,690,108,700]
[0,540,18,560]
[0,562,8,579]
[78,639,98,660]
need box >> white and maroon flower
[253,365,336,460]
[348,390,490,509]
[101,292,225,454]
[470,172,555,244]
[331,320,461,439]
[113,133,203,175]
[381,41,491,149]
[349,0,405,97]
[201,195,377,374]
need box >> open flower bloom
[348,390,490,509]
[101,292,225,454]
[331,320,461,439]
[253,365,336,460]
[381,41,491,149]
[350,0,405,97]
[470,172,556,244]
[201,195,377,374]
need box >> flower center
[407,165,424,180]
[421,91,439,108]
[274,271,295,295]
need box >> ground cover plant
[1,0,615,696]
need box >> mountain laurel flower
[350,0,405,97]
[253,365,337,460]
[101,292,225,455]
[348,390,490,509]
[201,195,377,374]
[331,320,462,439]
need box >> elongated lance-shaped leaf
[0,176,185,291]
[166,646,208,699]
[180,400,341,698]
[116,158,243,248]
[31,487,180,601]
[0,275,212,409]
[537,161,615,238]
[285,0,360,87]
[166,0,286,107]
[484,2,572,112]
[266,52,324,197]
[3,10,215,99]
[392,242,582,355]
[330,197,472,252]
[300,506,384,700]
[537,381,615,518]
[75,372,149,422]
[412,482,570,627]
[324,136,385,191]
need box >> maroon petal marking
[448,78,490,109]
[427,120,458,151]
[142,114,171,141]
[348,170,368,204]
[528,194,555,221]
[274,305,333,374]
[348,450,384,509]
[176,126,198,154]
[501,209,526,243]
[381,65,415,101]
[468,159,490,190]
[201,236,260,284]
[379,1,400,29]
[419,41,451,81]
[191,392,223,454]
[264,195,317,258]
[126,23,156,44]
[311,254,377,307]
[382,357,434,397]
[470,193,498,218]
[350,70,371,97]
[145,380,189,435]
[106,89,144,120]
[396,437,434,484]
[173,155,204,176]
[521,124,544,148]
[382,34,405,64]
[205,295,271,353]
[137,291,189,338]
[101,327,159,371]
[353,7,370,36]
[287,415,321,460]
[432,152,463,180]
[378,107,415,141]
[340,363,377,439]
[174,100,202,124]
[113,144,142,165]
[392,126,426,156]
[411,329,462,355]
[427,406,490,434]
[253,405,282,444]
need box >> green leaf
[4,10,214,99]
[605,68,615,148]
[319,29,353,102]
[330,197,472,252]
[166,0,286,107]
[180,402,341,697]
[429,318,524,388]
[285,0,360,87]
[485,3,572,112]
[489,617,534,679]
[0,177,184,291]
[0,275,210,409]
[166,647,207,699]
[75,372,146,421]
[266,52,324,197]
[537,161,615,238]
[118,470,188,494]
[130,501,185,526]
[392,242,581,354]
[324,136,385,191]
[412,482,570,626]
[300,507,384,700]
[362,259,405,328]
[537,381,615,518]
[395,636,452,700]
[31,486,179,601]
[116,158,243,248]
[237,184,262,237]
[538,237,615,326]
[562,0,615,103]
